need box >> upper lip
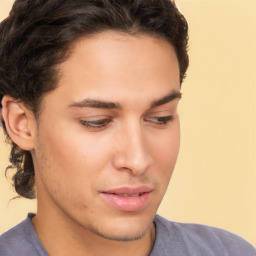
[101,186,153,195]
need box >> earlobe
[1,95,35,150]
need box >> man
[0,0,255,255]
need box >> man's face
[32,31,181,241]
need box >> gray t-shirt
[0,214,255,255]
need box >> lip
[100,186,152,212]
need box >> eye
[80,118,112,130]
[145,116,174,126]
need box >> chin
[92,221,153,242]
[85,211,155,242]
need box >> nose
[112,121,152,175]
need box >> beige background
[0,0,255,246]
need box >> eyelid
[147,105,177,114]
[147,101,179,115]
[79,114,111,120]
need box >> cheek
[37,123,113,180]
[154,124,180,160]
[150,124,180,180]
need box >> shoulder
[151,215,256,256]
[0,214,47,256]
[0,218,31,255]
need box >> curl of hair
[0,0,189,199]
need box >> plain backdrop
[0,0,255,246]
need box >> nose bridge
[113,119,151,174]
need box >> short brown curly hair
[0,0,189,199]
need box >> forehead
[45,31,180,107]
[69,31,179,73]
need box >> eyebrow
[150,91,182,108]
[68,91,181,110]
[68,99,121,109]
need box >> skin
[4,31,181,256]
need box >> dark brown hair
[0,0,189,199]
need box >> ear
[1,95,36,150]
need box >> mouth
[100,186,152,212]
[113,193,142,197]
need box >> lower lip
[100,192,151,212]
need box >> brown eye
[145,116,174,126]
[80,119,111,130]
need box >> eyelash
[80,116,174,130]
[80,119,111,130]
[147,116,174,125]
